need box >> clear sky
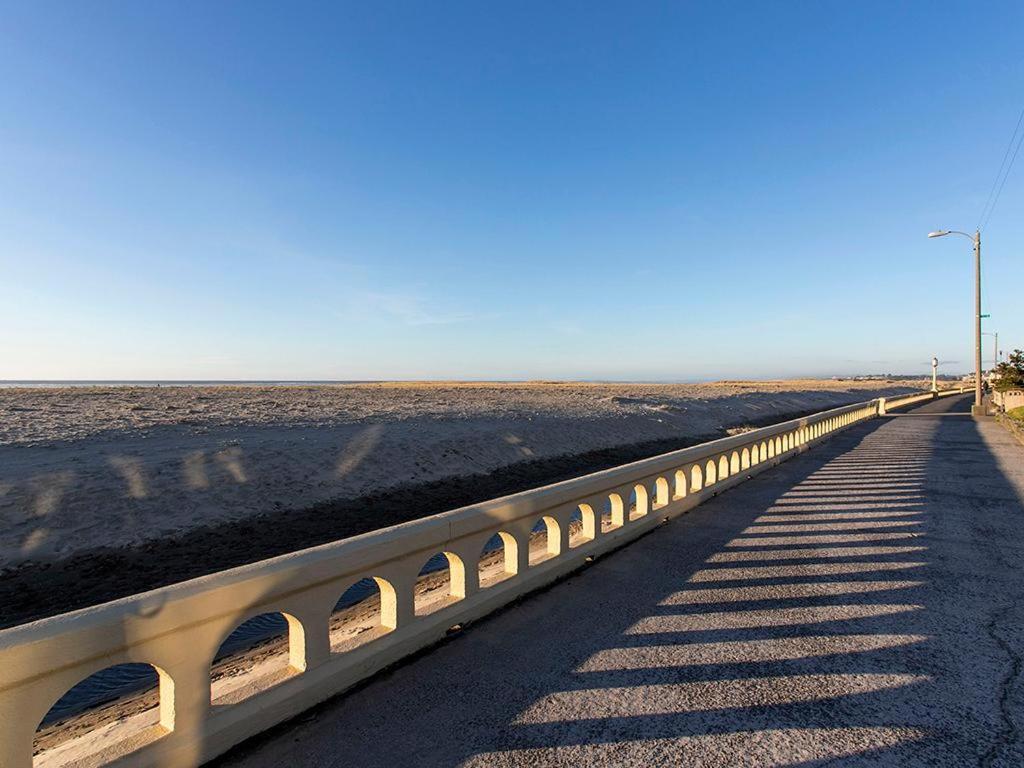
[1,1,1022,381]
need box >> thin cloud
[363,291,475,326]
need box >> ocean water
[0,380,377,389]
[1,378,714,389]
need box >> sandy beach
[0,379,926,627]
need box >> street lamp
[932,356,939,393]
[927,229,984,415]
[982,331,999,370]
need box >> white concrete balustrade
[0,390,961,768]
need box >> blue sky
[1,1,1022,381]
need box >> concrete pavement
[219,394,1024,767]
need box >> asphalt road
[222,394,1024,767]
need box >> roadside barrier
[0,388,962,768]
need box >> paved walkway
[222,395,1024,767]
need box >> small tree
[993,349,1024,391]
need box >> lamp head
[927,230,950,238]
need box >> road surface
[221,394,1024,767]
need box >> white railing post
[556,519,571,556]
[0,701,32,768]
[163,656,213,763]
[393,573,417,628]
[461,552,481,600]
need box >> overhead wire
[974,106,1024,329]
[977,105,1024,231]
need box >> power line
[977,105,1024,231]
[982,125,1024,231]
[981,130,1024,231]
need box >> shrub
[993,349,1024,392]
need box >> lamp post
[932,356,939,393]
[983,331,999,369]
[928,229,984,415]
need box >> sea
[0,380,378,388]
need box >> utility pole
[984,332,1000,372]
[926,227,985,415]
[974,230,983,415]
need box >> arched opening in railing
[629,484,649,520]
[704,459,717,486]
[690,464,703,492]
[528,516,561,566]
[568,505,595,548]
[673,469,687,499]
[601,493,625,531]
[414,551,466,616]
[751,443,760,464]
[718,455,729,480]
[211,612,305,706]
[34,663,173,767]
[654,477,670,509]
[330,577,397,653]
[478,532,519,587]
[740,447,750,470]
[767,439,776,458]
[730,451,741,474]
